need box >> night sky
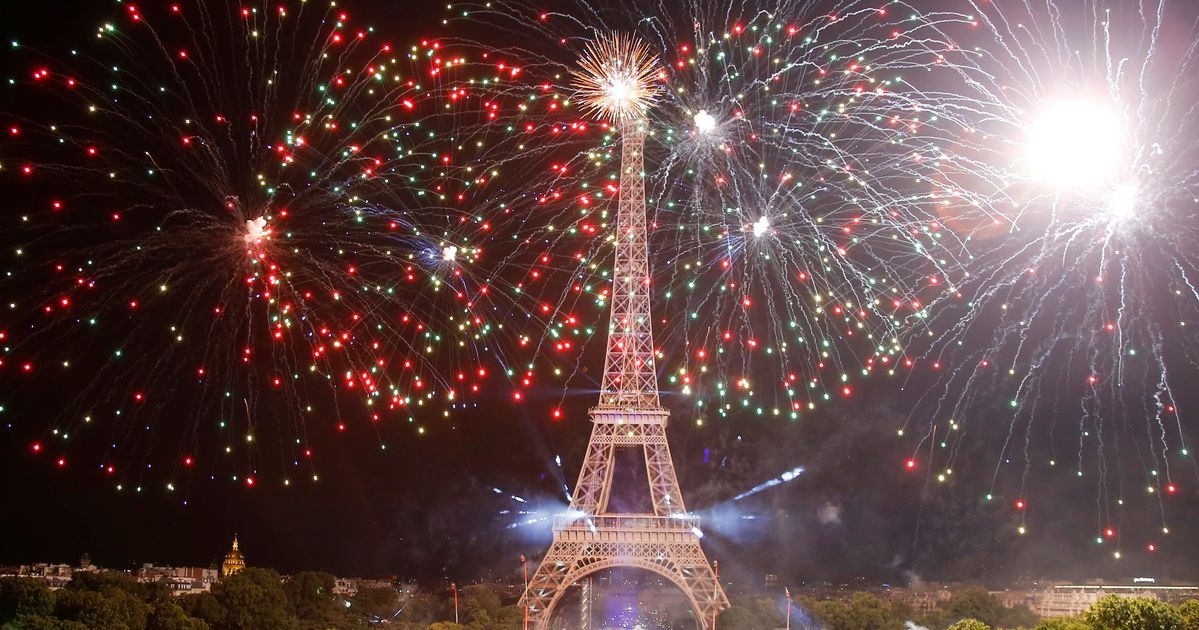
[1,0,1198,591]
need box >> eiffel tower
[519,80,730,626]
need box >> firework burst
[572,33,660,124]
[426,0,991,424]
[0,1,504,492]
[892,0,1199,553]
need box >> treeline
[0,569,525,629]
[718,587,1199,630]
[5,572,1199,630]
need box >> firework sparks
[244,217,269,245]
[572,33,660,124]
[894,0,1199,552]
[693,109,717,134]
[433,0,986,424]
[1,1,504,491]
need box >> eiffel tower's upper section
[596,120,661,412]
[569,33,665,414]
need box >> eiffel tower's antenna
[520,33,729,629]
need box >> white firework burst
[572,32,660,124]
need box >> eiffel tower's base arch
[522,535,728,630]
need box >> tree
[282,571,352,628]
[178,592,225,629]
[394,593,446,626]
[811,593,903,630]
[489,605,524,630]
[147,601,209,630]
[53,588,150,629]
[890,600,918,623]
[716,605,767,630]
[1002,603,1041,629]
[5,615,89,630]
[427,623,466,630]
[208,568,297,630]
[1034,618,1091,630]
[0,573,210,630]
[946,620,990,630]
[388,623,426,630]
[349,587,399,621]
[744,595,787,627]
[1179,600,1199,630]
[67,570,171,604]
[1083,595,1182,630]
[464,609,492,629]
[716,595,786,630]
[0,578,54,622]
[458,584,502,622]
[942,589,1004,628]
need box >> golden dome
[221,535,246,577]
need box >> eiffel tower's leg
[668,539,730,629]
[521,539,578,629]
[570,423,617,514]
[579,577,592,630]
[642,423,686,515]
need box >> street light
[521,555,529,630]
[785,587,792,630]
[712,561,719,630]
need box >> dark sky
[4,373,1197,588]
[0,0,1197,592]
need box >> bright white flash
[1025,100,1123,189]
[694,110,717,134]
[605,78,633,108]
[752,216,770,237]
[1106,183,1138,222]
[573,34,659,124]
[244,216,267,244]
[441,245,458,262]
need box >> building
[221,535,246,578]
[878,584,956,613]
[1030,583,1199,617]
[137,564,219,594]
[9,557,99,590]
[16,564,76,589]
[331,577,399,597]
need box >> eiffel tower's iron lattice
[519,114,730,628]
[579,577,592,630]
